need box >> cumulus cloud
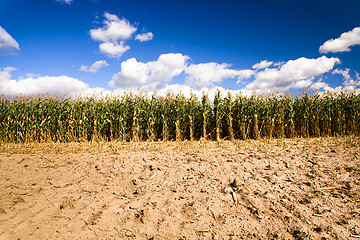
[310,80,329,90]
[80,84,258,100]
[252,60,273,70]
[245,56,340,91]
[109,53,254,90]
[273,61,285,67]
[185,62,254,90]
[0,26,20,55]
[110,58,148,88]
[56,0,73,4]
[319,27,360,54]
[90,12,137,58]
[135,32,153,42]
[90,13,136,42]
[98,42,130,58]
[141,84,255,99]
[332,68,351,81]
[323,86,360,95]
[109,53,189,88]
[0,68,88,97]
[79,60,109,73]
[332,68,360,87]
[2,66,17,72]
[292,79,313,89]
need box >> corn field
[1,91,359,143]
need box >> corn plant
[1,91,359,143]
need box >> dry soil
[0,138,360,239]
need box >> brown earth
[0,137,360,239]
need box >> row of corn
[1,91,359,143]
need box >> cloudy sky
[1,0,360,97]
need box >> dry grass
[1,136,359,154]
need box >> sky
[1,0,360,98]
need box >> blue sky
[1,0,360,97]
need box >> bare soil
[0,138,360,239]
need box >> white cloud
[147,53,188,83]
[79,87,115,98]
[0,68,88,97]
[185,62,254,90]
[332,68,351,80]
[109,53,254,90]
[144,85,254,100]
[90,13,137,42]
[110,53,189,88]
[319,27,360,54]
[135,84,256,100]
[246,56,340,91]
[56,0,73,4]
[80,84,258,100]
[142,84,194,98]
[2,66,17,72]
[252,60,273,70]
[98,42,130,58]
[0,26,20,55]
[293,79,313,89]
[356,71,360,84]
[110,58,148,88]
[79,60,109,73]
[323,86,360,95]
[310,80,329,90]
[135,32,153,42]
[344,79,360,87]
[90,12,137,58]
[333,68,360,87]
[24,73,40,78]
[273,61,285,67]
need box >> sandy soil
[0,138,360,239]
